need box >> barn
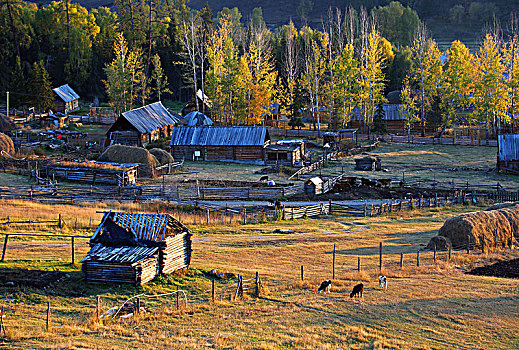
[497,134,519,172]
[81,211,192,285]
[169,126,270,165]
[53,84,80,114]
[106,102,180,147]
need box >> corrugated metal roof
[170,126,269,147]
[80,244,159,263]
[53,84,80,103]
[121,102,181,134]
[91,211,188,243]
[185,111,214,126]
[499,134,519,161]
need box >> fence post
[448,245,452,261]
[332,244,336,280]
[300,265,304,281]
[400,252,403,269]
[328,199,332,214]
[379,242,382,271]
[243,209,247,225]
[206,209,210,225]
[417,250,420,267]
[58,214,62,229]
[358,257,361,272]
[433,243,436,263]
[211,279,215,303]
[1,235,8,262]
[46,301,50,332]
[135,297,140,314]
[364,204,367,217]
[71,237,75,264]
[96,295,100,321]
[255,271,260,297]
[176,285,179,310]
[0,305,4,337]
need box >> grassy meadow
[0,199,518,349]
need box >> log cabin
[81,211,192,285]
[52,84,80,114]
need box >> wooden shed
[170,126,270,165]
[81,211,192,285]
[106,102,180,147]
[498,134,519,172]
[44,161,139,186]
[53,84,80,114]
[305,177,324,195]
[265,143,304,167]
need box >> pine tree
[31,60,54,113]
[151,54,170,101]
[371,102,387,134]
[10,56,27,107]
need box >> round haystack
[0,113,16,133]
[98,145,158,178]
[149,148,174,166]
[0,132,15,155]
[425,236,452,251]
[438,207,519,249]
[485,202,519,211]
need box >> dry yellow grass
[0,200,518,349]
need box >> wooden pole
[358,257,361,272]
[481,234,485,254]
[255,271,259,296]
[448,245,452,261]
[332,244,336,279]
[46,301,50,331]
[135,297,140,314]
[96,295,100,321]
[206,209,210,225]
[211,279,215,303]
[1,235,8,262]
[400,252,403,269]
[379,242,382,271]
[300,265,304,281]
[0,305,4,337]
[176,285,179,310]
[417,250,420,267]
[58,214,62,229]
[71,237,75,264]
[433,243,437,263]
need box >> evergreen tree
[10,56,27,107]
[31,60,54,113]
[151,54,170,101]
[371,102,387,134]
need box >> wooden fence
[281,203,330,220]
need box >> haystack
[438,206,519,249]
[98,145,158,178]
[149,148,174,166]
[425,236,452,251]
[0,133,14,155]
[0,113,16,133]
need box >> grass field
[0,200,518,349]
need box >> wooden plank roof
[120,102,181,134]
[80,244,159,264]
[53,84,80,103]
[170,126,270,147]
[91,211,188,243]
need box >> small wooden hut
[81,211,192,285]
[265,143,304,167]
[305,177,323,195]
[52,84,80,113]
[498,134,519,172]
[44,161,139,185]
[106,102,180,147]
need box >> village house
[105,101,180,147]
[497,134,519,172]
[169,126,270,165]
[81,211,192,285]
[265,140,305,167]
[52,84,80,114]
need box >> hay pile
[438,206,519,249]
[425,236,452,251]
[98,145,158,178]
[0,113,16,133]
[149,148,174,166]
[0,132,14,155]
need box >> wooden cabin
[170,126,270,165]
[52,84,80,114]
[265,143,304,167]
[106,102,180,147]
[497,134,519,172]
[81,211,192,285]
[44,161,139,186]
[305,177,324,195]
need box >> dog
[317,280,332,294]
[378,276,387,290]
[350,283,364,298]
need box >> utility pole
[6,91,9,119]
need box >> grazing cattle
[378,276,387,290]
[350,283,364,298]
[377,179,392,188]
[345,177,357,186]
[334,181,352,192]
[318,280,332,294]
